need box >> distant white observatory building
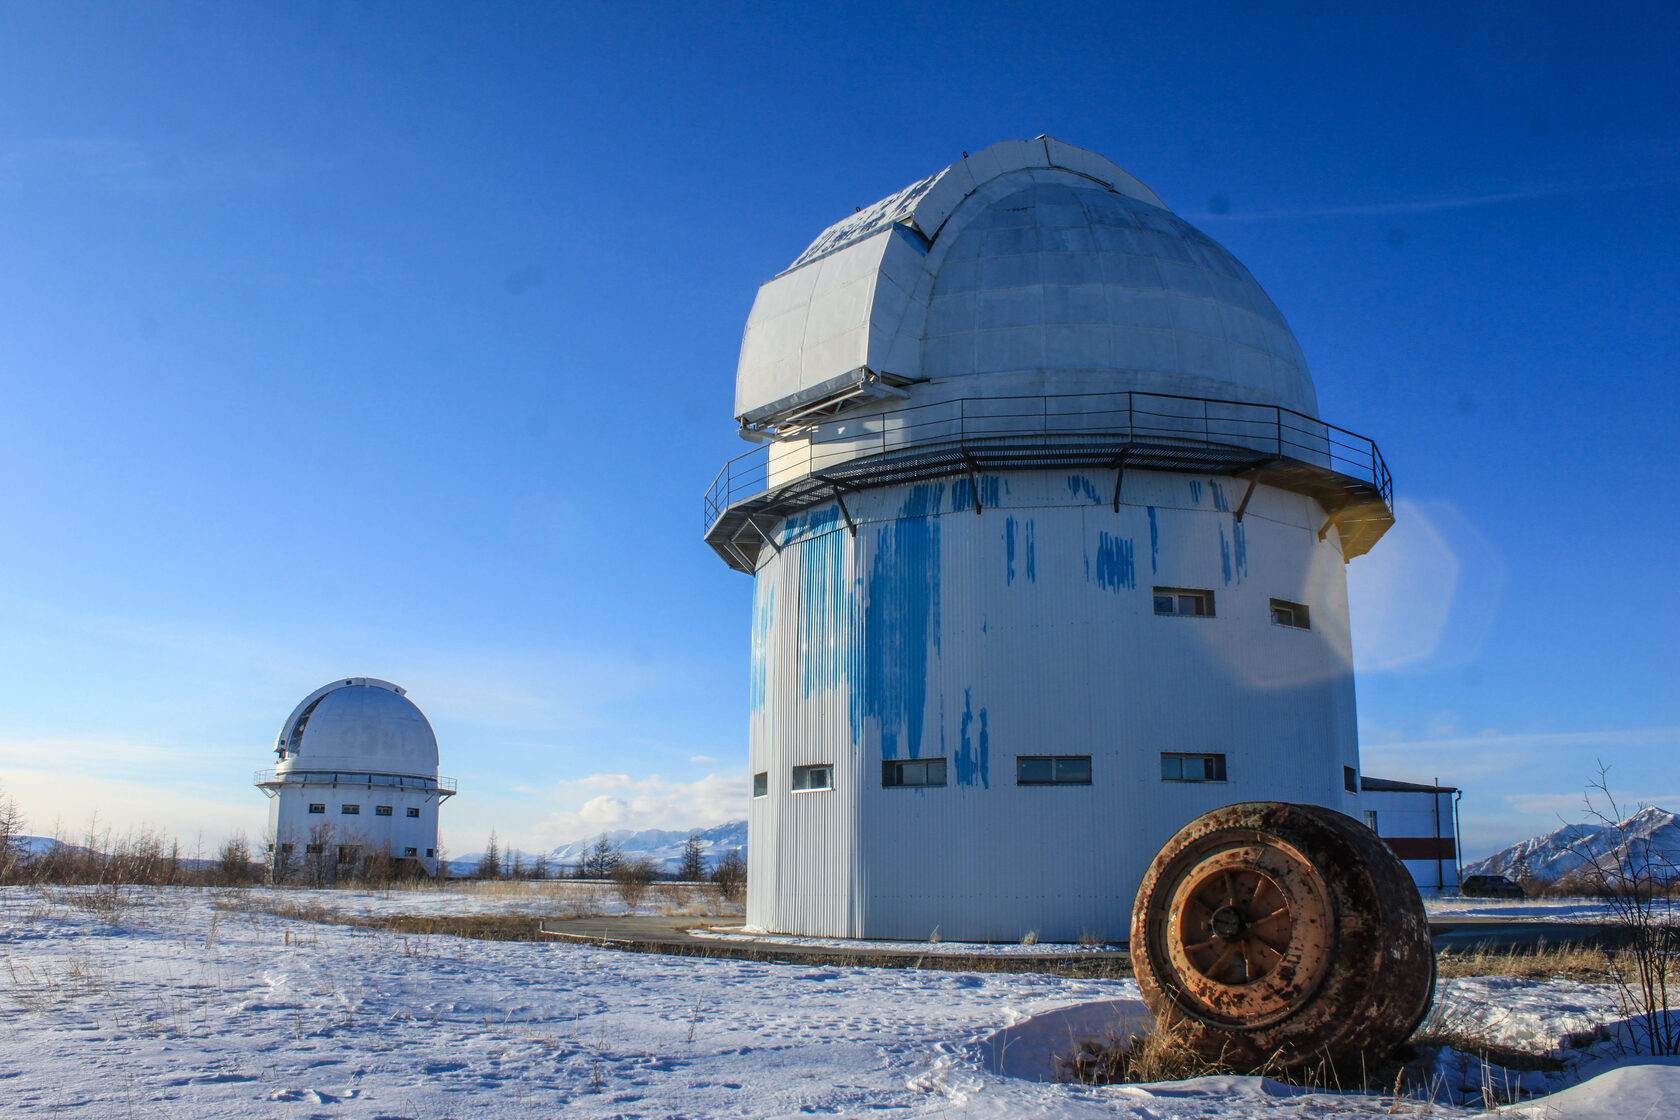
[256,678,456,877]
[703,138,1404,940]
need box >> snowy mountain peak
[1464,807,1680,884]
[546,820,747,874]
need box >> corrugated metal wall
[746,467,1362,941]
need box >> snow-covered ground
[3,885,1677,1119]
[240,878,736,920]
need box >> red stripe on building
[1384,837,1456,861]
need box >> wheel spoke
[1181,938,1218,953]
[1208,939,1240,980]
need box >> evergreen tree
[476,830,502,879]
[582,833,621,878]
[677,834,707,882]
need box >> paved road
[1428,916,1630,950]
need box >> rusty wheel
[1130,802,1434,1072]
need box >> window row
[752,752,1234,794]
[283,843,435,858]
[306,803,422,817]
[1152,587,1312,630]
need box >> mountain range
[1463,807,1680,884]
[447,819,747,877]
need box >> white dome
[916,179,1312,411]
[273,678,438,777]
[735,137,1318,423]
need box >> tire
[1129,801,1435,1071]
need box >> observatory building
[702,138,1401,941]
[255,678,456,877]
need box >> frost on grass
[2,885,1678,1119]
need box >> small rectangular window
[404,846,419,857]
[279,843,294,854]
[425,848,435,858]
[1364,810,1379,833]
[306,843,323,854]
[308,803,326,814]
[882,758,948,787]
[1153,587,1215,617]
[752,771,768,798]
[1017,755,1093,785]
[1344,765,1358,793]
[792,764,833,792]
[406,807,420,818]
[1270,598,1311,629]
[341,804,360,815]
[1161,753,1227,782]
[337,845,358,864]
[375,805,393,817]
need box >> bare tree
[1568,763,1680,1056]
[433,841,451,880]
[306,822,334,887]
[0,784,25,885]
[612,856,659,910]
[215,832,255,886]
[712,849,746,905]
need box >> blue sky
[0,2,1673,861]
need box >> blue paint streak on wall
[749,579,774,714]
[799,514,854,698]
[1067,474,1103,504]
[1231,517,1248,583]
[952,474,1001,511]
[1091,532,1136,592]
[1147,506,1159,574]
[1210,480,1230,512]
[1220,525,1232,585]
[1188,480,1203,505]
[779,502,842,547]
[860,484,943,760]
[953,688,991,788]
[1004,516,1017,585]
[1025,520,1036,582]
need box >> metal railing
[253,768,458,793]
[704,389,1390,531]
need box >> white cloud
[519,771,748,851]
[690,755,717,764]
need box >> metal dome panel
[272,678,439,778]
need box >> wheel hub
[1209,905,1247,941]
[1156,840,1337,1027]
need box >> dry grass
[1058,1026,1229,1085]
[1435,942,1615,982]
